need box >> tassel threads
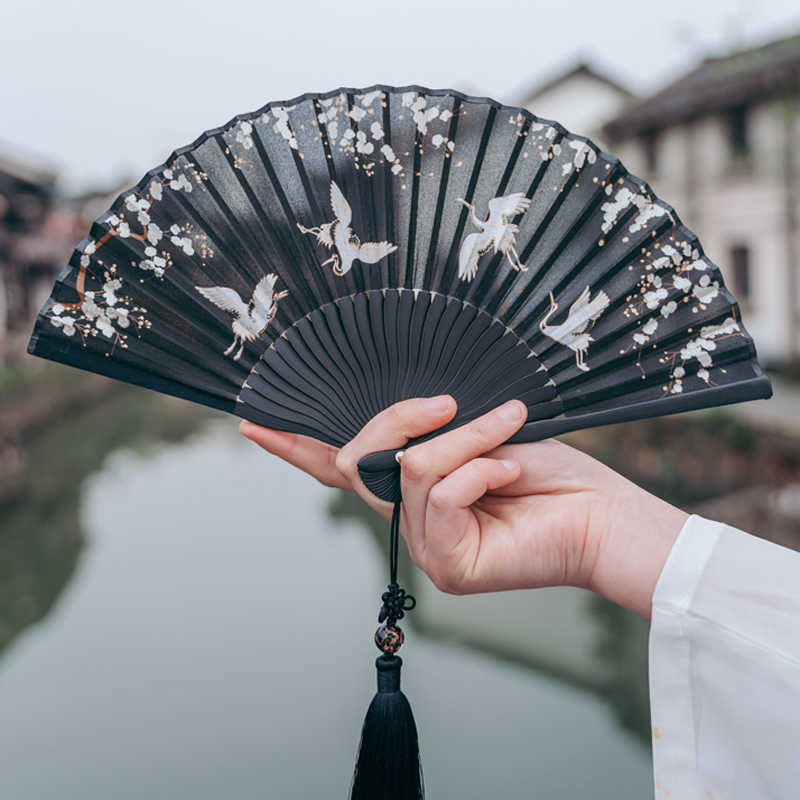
[351,500,423,799]
[351,655,423,800]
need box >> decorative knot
[378,582,416,625]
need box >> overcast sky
[1,0,798,192]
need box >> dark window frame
[642,130,659,175]
[729,243,751,304]
[727,105,750,158]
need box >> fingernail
[497,400,525,421]
[499,459,518,471]
[426,395,453,413]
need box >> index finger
[335,395,457,511]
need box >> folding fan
[29,85,771,799]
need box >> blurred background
[2,1,800,797]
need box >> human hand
[239,396,687,618]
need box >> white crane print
[456,193,532,281]
[195,273,288,361]
[297,181,397,276]
[539,286,610,372]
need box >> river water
[0,396,653,798]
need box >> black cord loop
[377,501,417,627]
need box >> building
[0,152,59,357]
[0,151,122,361]
[604,34,800,365]
[518,62,635,149]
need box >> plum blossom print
[46,267,148,354]
[663,317,741,394]
[43,161,212,353]
[617,236,745,392]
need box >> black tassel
[351,500,423,799]
[351,654,423,800]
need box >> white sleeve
[648,514,800,799]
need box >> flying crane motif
[297,181,397,276]
[456,193,532,281]
[539,286,610,372]
[195,273,288,361]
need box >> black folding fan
[29,85,771,799]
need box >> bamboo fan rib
[28,85,771,502]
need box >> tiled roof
[604,33,800,139]
[517,61,635,106]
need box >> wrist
[587,482,687,618]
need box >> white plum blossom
[629,195,668,233]
[95,314,115,338]
[271,107,298,150]
[601,187,634,234]
[103,278,122,306]
[118,222,131,238]
[380,143,403,175]
[673,275,691,291]
[562,140,597,176]
[169,172,192,193]
[660,300,678,318]
[125,194,149,213]
[644,287,668,308]
[676,317,740,382]
[348,106,366,122]
[358,90,382,107]
[413,104,439,136]
[50,314,76,336]
[701,317,739,338]
[432,134,444,148]
[236,120,254,150]
[355,131,374,155]
[139,255,167,277]
[149,180,162,201]
[370,121,384,140]
[81,291,101,320]
[600,186,669,235]
[633,316,659,345]
[147,223,163,246]
[106,306,130,328]
[692,274,720,304]
[439,109,453,123]
[170,233,195,255]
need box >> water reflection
[0,386,214,658]
[0,404,652,798]
[329,491,652,744]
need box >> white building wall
[522,73,630,147]
[613,98,799,363]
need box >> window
[728,106,750,157]
[729,244,751,302]
[642,131,659,174]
